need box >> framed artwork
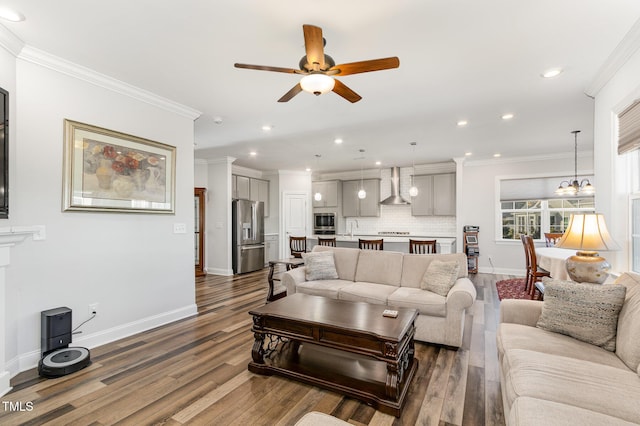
[63,119,176,213]
[0,87,7,219]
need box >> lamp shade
[300,74,335,95]
[555,213,620,252]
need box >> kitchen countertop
[309,234,456,244]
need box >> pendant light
[409,142,419,197]
[555,130,595,196]
[358,149,366,199]
[313,154,322,201]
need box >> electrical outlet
[89,303,99,315]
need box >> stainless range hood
[380,167,410,205]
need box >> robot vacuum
[37,307,91,378]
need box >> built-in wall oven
[314,212,336,235]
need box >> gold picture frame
[63,119,176,213]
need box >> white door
[282,192,308,258]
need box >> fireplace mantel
[0,224,45,397]
[0,225,46,245]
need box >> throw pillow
[536,278,627,352]
[421,260,460,297]
[302,251,339,281]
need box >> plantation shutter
[619,99,640,155]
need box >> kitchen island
[308,235,456,254]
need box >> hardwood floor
[1,269,513,425]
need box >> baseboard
[14,303,198,375]
[206,267,234,276]
[477,266,525,276]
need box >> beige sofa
[281,246,476,348]
[497,272,640,425]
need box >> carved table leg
[251,332,265,364]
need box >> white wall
[459,154,593,275]
[206,158,234,275]
[3,51,198,377]
[593,40,640,272]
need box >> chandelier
[555,130,595,196]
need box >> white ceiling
[3,1,640,173]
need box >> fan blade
[303,24,325,70]
[278,83,303,102]
[234,63,299,74]
[332,79,362,103]
[330,57,400,76]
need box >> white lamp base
[565,251,610,284]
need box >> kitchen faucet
[349,219,359,238]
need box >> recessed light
[305,167,311,172]
[457,120,468,127]
[334,138,343,144]
[261,125,272,131]
[493,153,501,158]
[375,161,381,166]
[465,152,472,156]
[0,7,25,22]
[501,113,514,120]
[249,151,257,156]
[541,68,563,78]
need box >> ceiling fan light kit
[234,24,399,103]
[300,74,335,95]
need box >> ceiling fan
[234,24,400,103]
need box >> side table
[267,258,304,302]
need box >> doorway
[195,187,206,276]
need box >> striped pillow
[302,251,339,281]
[536,279,626,351]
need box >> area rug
[496,278,539,300]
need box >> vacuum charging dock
[38,307,91,378]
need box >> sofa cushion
[302,251,339,281]
[536,279,626,351]
[614,272,640,372]
[311,246,360,281]
[420,260,460,297]
[387,287,446,317]
[338,282,397,305]
[354,250,403,286]
[502,349,640,423]
[400,253,468,288]
[296,279,352,299]
[509,397,638,426]
[497,323,628,370]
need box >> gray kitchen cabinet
[231,174,237,199]
[264,234,279,265]
[342,179,380,217]
[250,177,270,216]
[411,173,456,216]
[312,180,339,208]
[235,175,250,199]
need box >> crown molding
[465,150,592,167]
[585,18,640,97]
[17,45,202,120]
[0,23,25,57]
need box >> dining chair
[409,239,436,254]
[289,236,307,258]
[544,232,564,247]
[521,234,550,299]
[358,238,384,250]
[317,237,337,247]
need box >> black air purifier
[38,307,91,378]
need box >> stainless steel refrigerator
[232,199,265,274]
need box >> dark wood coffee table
[248,293,418,417]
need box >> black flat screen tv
[0,87,7,219]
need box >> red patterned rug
[496,278,539,300]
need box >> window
[499,198,595,241]
[632,196,640,273]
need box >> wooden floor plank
[2,270,508,426]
